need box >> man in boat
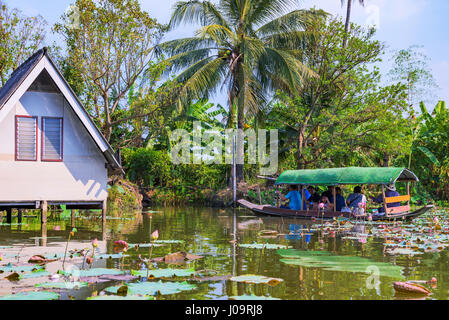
[299,186,311,209]
[346,186,367,210]
[278,184,302,210]
[307,186,321,203]
[329,187,346,212]
[322,186,333,199]
[370,183,400,213]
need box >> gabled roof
[275,167,419,186]
[0,47,123,173]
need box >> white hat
[385,184,396,191]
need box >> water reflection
[0,207,447,300]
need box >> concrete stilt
[18,209,22,224]
[102,200,107,241]
[40,222,47,247]
[6,208,12,224]
[41,200,48,224]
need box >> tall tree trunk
[383,152,389,167]
[343,0,352,48]
[236,96,245,183]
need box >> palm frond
[169,0,230,29]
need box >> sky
[5,0,449,110]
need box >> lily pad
[277,249,404,279]
[238,243,290,250]
[95,253,124,259]
[58,268,125,277]
[0,291,60,300]
[230,275,283,286]
[87,295,154,300]
[230,294,281,300]
[0,264,44,273]
[20,270,52,279]
[35,281,88,289]
[105,280,196,296]
[131,268,195,279]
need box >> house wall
[0,91,108,202]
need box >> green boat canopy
[275,167,419,186]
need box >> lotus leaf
[0,291,60,300]
[230,275,283,286]
[131,268,195,278]
[87,295,154,300]
[238,243,290,250]
[105,280,196,295]
[35,281,88,289]
[277,249,404,279]
[58,268,125,277]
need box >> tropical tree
[0,2,47,85]
[341,0,365,48]
[54,0,166,143]
[157,0,325,182]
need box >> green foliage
[0,3,47,85]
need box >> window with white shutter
[15,116,38,161]
[42,117,63,161]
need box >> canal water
[0,207,448,300]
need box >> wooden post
[102,199,107,224]
[6,208,12,224]
[102,200,107,241]
[381,185,388,216]
[17,209,22,224]
[301,187,305,211]
[71,210,76,228]
[257,186,262,205]
[40,221,47,247]
[333,187,337,213]
[407,182,410,206]
[41,201,48,224]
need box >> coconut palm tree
[157,0,325,182]
[341,0,365,48]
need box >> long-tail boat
[238,167,433,221]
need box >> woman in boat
[329,187,346,212]
[370,183,400,213]
[279,185,302,210]
[346,186,367,210]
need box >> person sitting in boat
[319,195,334,211]
[346,186,367,210]
[322,186,333,199]
[329,187,346,212]
[370,183,400,213]
[279,184,302,210]
[307,186,321,204]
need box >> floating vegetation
[105,280,197,296]
[58,268,125,277]
[0,291,60,300]
[238,243,290,250]
[35,281,89,289]
[131,268,195,279]
[230,294,281,300]
[230,275,283,286]
[277,250,404,279]
[87,294,154,300]
[0,263,44,273]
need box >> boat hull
[237,199,433,221]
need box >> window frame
[15,115,38,162]
[41,116,64,162]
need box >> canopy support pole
[333,187,336,213]
[301,187,305,211]
[382,185,388,216]
[407,182,410,206]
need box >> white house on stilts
[0,47,123,225]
